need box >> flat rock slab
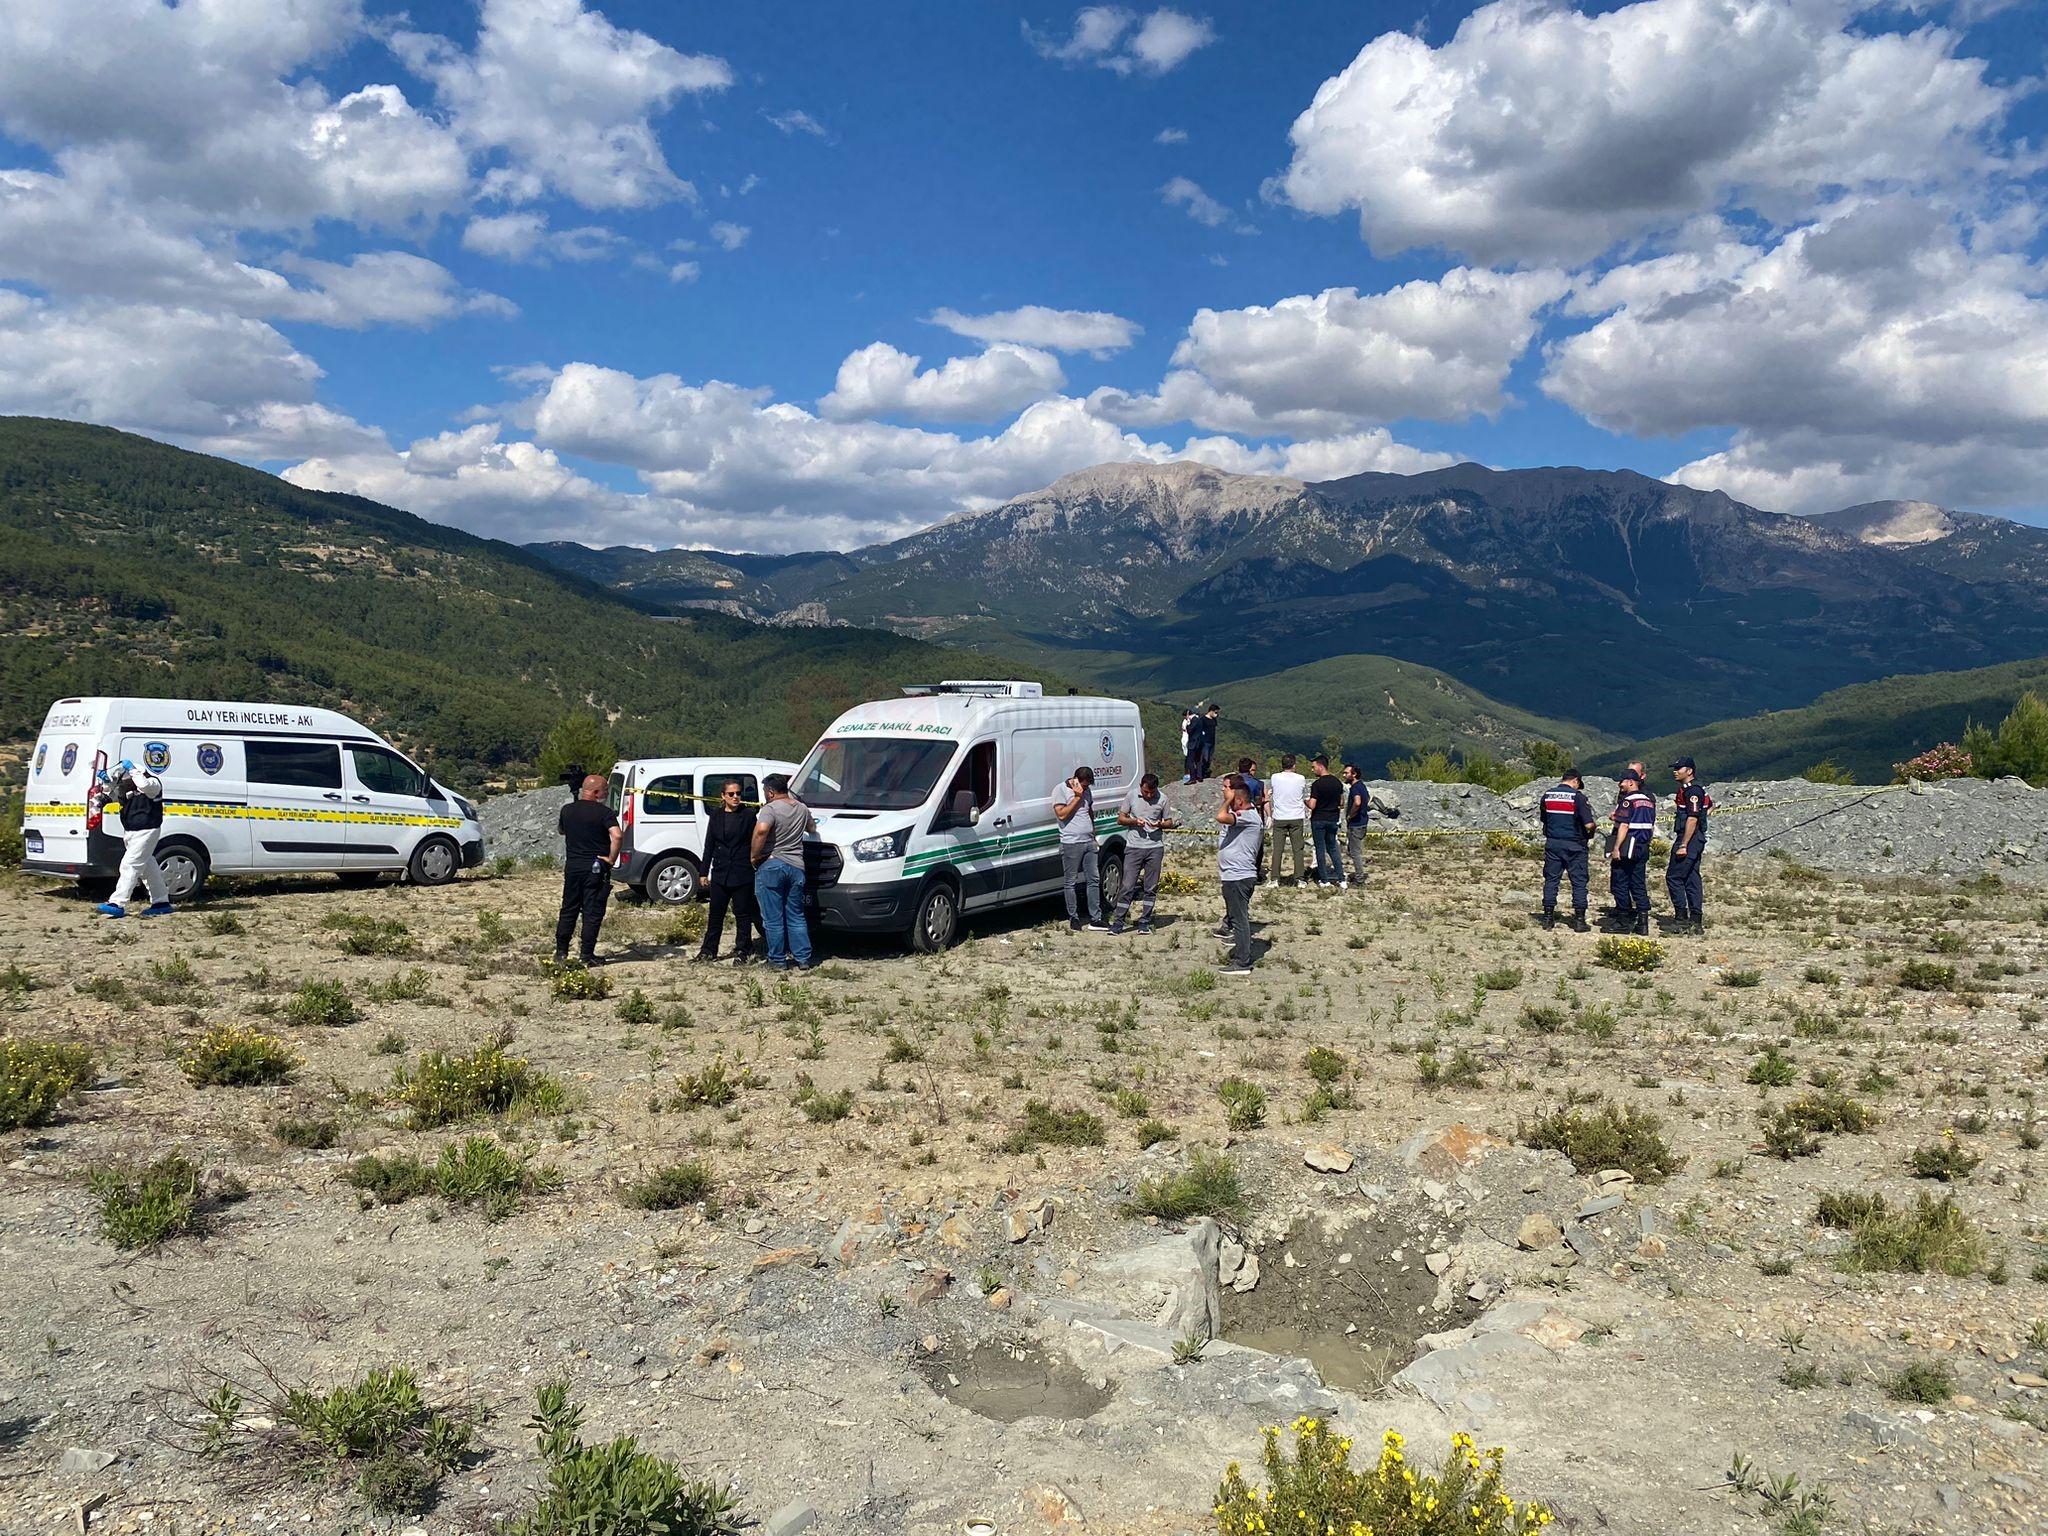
[1304,1144,1354,1174]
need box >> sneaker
[1338,881,1348,892]
[1135,919,1154,934]
[690,952,717,964]
[1219,964,1254,976]
[1068,919,1084,932]
[141,902,174,917]
[1106,922,1126,935]
[732,954,752,967]
[796,959,821,971]
[1084,921,1109,932]
[1210,925,1233,939]
[95,902,126,918]
[1541,910,1556,930]
[1570,914,1590,932]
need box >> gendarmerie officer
[1665,757,1711,934]
[1538,768,1598,931]
[1609,769,1657,935]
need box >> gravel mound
[485,774,2048,885]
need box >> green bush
[1898,961,1956,992]
[1127,1147,1246,1221]
[1882,1360,1956,1405]
[1301,1046,1346,1084]
[671,1057,740,1110]
[0,1037,95,1130]
[504,1381,740,1536]
[1908,1135,1981,1182]
[1594,936,1662,972]
[180,1023,298,1087]
[322,912,414,957]
[1746,1047,1796,1088]
[1800,760,1857,785]
[434,1136,562,1222]
[622,1161,713,1211]
[1814,1190,1888,1229]
[616,989,656,1026]
[1838,1193,1988,1276]
[1216,1423,1549,1536]
[344,1152,433,1207]
[1216,1077,1267,1130]
[393,1043,564,1130]
[794,1081,853,1124]
[279,1364,472,1514]
[1001,1100,1106,1153]
[283,979,357,1027]
[1522,1099,1682,1182]
[1518,1004,1566,1035]
[90,1154,203,1250]
[274,1114,339,1149]
[546,961,613,1002]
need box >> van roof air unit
[901,680,1045,699]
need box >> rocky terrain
[0,824,2044,1536]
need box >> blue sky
[1,1,2043,550]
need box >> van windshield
[793,738,956,811]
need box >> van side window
[643,775,695,816]
[728,775,760,806]
[349,746,425,798]
[936,742,997,828]
[247,740,342,789]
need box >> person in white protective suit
[96,759,173,918]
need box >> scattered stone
[2011,1371,2048,1389]
[743,1217,767,1235]
[1425,1251,1451,1276]
[989,1287,1013,1311]
[1218,1237,1245,1287]
[749,1246,820,1274]
[1007,1209,1035,1243]
[938,1214,969,1249]
[1399,1124,1507,1177]
[1232,1254,1261,1294]
[1421,1179,1449,1202]
[766,1503,821,1536]
[692,1337,729,1366]
[1637,1208,1672,1238]
[1576,1193,1625,1221]
[1563,1228,1600,1260]
[1636,1235,1668,1259]
[911,1269,953,1306]
[1936,1487,1961,1512]
[56,1448,115,1475]
[1516,1213,1560,1251]
[1024,1483,1089,1530]
[1518,1310,1587,1351]
[1595,1169,1635,1189]
[1304,1144,1354,1174]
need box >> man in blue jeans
[1306,754,1345,887]
[750,773,817,969]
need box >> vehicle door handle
[992,815,1011,827]
[323,792,343,801]
[351,795,370,803]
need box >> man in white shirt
[1266,754,1308,886]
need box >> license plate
[24,830,43,853]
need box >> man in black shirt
[556,774,621,965]
[695,778,759,964]
[1307,754,1345,887]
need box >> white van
[20,697,485,899]
[606,755,799,904]
[790,681,1144,951]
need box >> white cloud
[1025,7,1214,75]
[0,2,469,231]
[1160,175,1249,232]
[1278,0,2017,264]
[461,211,620,263]
[668,260,701,283]
[927,305,1141,357]
[1178,430,1458,481]
[1092,268,1567,435]
[708,221,751,251]
[0,172,509,329]
[0,286,387,459]
[765,109,829,138]
[820,342,1067,423]
[1545,197,2048,513]
[392,0,730,210]
[1154,127,1188,145]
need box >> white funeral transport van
[791,681,1144,951]
[606,754,799,904]
[21,697,485,899]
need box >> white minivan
[21,697,485,899]
[790,680,1144,951]
[606,755,799,904]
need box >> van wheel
[408,836,460,886]
[908,880,960,953]
[1097,850,1125,916]
[156,840,210,901]
[645,855,700,905]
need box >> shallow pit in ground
[1219,1210,1474,1394]
[915,1337,1114,1423]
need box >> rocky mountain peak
[1020,459,1306,521]
[1814,499,1959,546]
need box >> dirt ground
[1,834,2044,1536]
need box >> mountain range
[534,461,2048,741]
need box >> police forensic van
[21,697,485,899]
[606,754,799,905]
[790,681,1144,951]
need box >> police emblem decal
[144,741,171,772]
[33,744,46,776]
[60,744,78,775]
[1100,732,1114,762]
[197,742,224,776]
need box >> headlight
[852,829,910,862]
[454,795,478,822]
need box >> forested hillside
[0,419,956,781]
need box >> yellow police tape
[22,801,462,829]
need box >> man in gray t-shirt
[750,774,817,968]
[1055,765,1107,930]
[1109,772,1178,933]
[1214,773,1263,974]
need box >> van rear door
[22,701,108,877]
[242,738,350,870]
